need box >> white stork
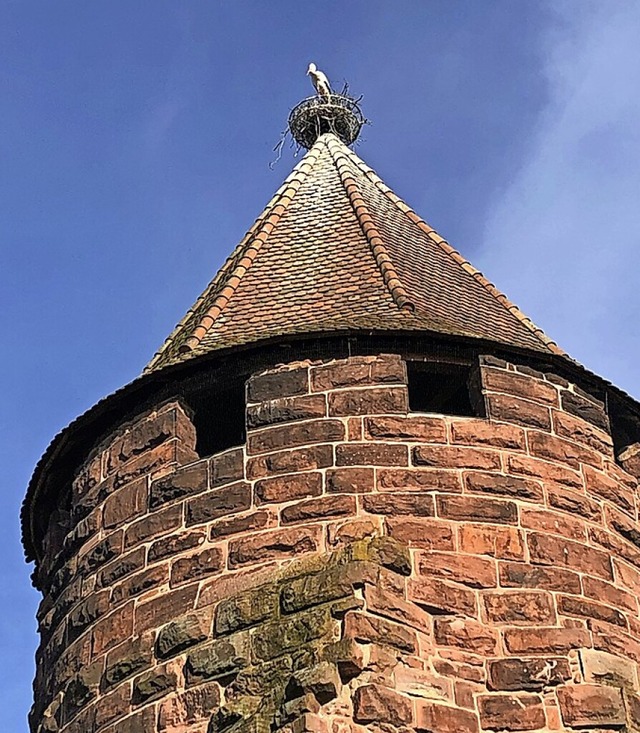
[307,63,332,100]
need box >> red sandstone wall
[31,353,640,732]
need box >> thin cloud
[478,0,640,396]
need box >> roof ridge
[336,144,564,357]
[145,143,325,372]
[324,135,414,313]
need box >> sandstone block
[364,415,446,442]
[255,472,322,504]
[362,492,434,516]
[247,367,309,402]
[157,683,220,731]
[415,700,479,733]
[557,683,625,728]
[170,547,224,586]
[248,420,344,454]
[228,527,320,567]
[487,393,551,430]
[156,611,212,658]
[437,495,517,524]
[132,664,178,706]
[326,467,374,493]
[247,394,326,428]
[482,591,556,625]
[247,445,332,480]
[215,585,278,634]
[124,503,182,548]
[503,627,590,655]
[185,634,250,683]
[352,684,412,725]
[418,551,496,588]
[478,693,546,731]
[336,443,408,467]
[328,386,407,416]
[487,657,570,691]
[149,461,208,508]
[186,482,251,526]
[434,618,498,655]
[281,495,356,524]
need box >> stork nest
[288,94,366,149]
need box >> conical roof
[146,133,562,373]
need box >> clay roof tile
[145,133,563,373]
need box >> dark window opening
[407,361,482,417]
[180,376,247,458]
[609,399,640,470]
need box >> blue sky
[2,1,639,727]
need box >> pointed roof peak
[145,131,562,374]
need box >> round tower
[24,85,640,733]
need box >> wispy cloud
[478,1,640,396]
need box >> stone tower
[23,88,640,733]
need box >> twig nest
[288,94,366,149]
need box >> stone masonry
[30,353,640,732]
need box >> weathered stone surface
[103,637,153,689]
[362,492,435,516]
[503,627,590,655]
[135,586,198,633]
[561,389,609,431]
[97,548,145,589]
[437,495,517,524]
[464,472,543,502]
[281,495,356,525]
[409,576,477,617]
[580,648,638,687]
[344,611,416,653]
[186,482,251,526]
[350,536,412,576]
[124,503,182,549]
[434,618,498,655]
[247,394,326,428]
[321,638,365,680]
[170,547,224,586]
[210,510,271,540]
[418,551,496,588]
[247,445,333,480]
[352,684,413,725]
[498,561,581,594]
[185,634,250,683]
[228,527,320,567]
[80,533,123,576]
[112,563,168,605]
[156,612,211,658]
[248,419,344,454]
[292,662,341,704]
[208,696,262,733]
[482,591,556,624]
[132,665,178,706]
[326,468,374,494]
[557,683,625,727]
[248,367,309,402]
[280,567,353,615]
[487,658,570,691]
[255,472,322,504]
[148,528,206,562]
[415,701,479,733]
[478,693,546,731]
[149,461,208,508]
[157,684,220,731]
[252,608,334,661]
[215,585,278,634]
